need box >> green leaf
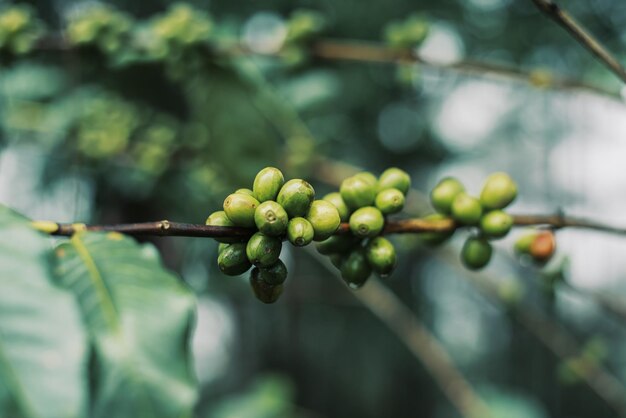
[54,231,197,418]
[0,206,87,418]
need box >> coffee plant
[0,1,625,418]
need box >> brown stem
[531,0,626,83]
[36,213,626,238]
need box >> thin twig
[530,0,626,83]
[307,249,492,418]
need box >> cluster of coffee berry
[429,172,517,270]
[207,167,341,303]
[316,168,410,288]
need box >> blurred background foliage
[1,0,626,417]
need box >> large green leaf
[54,231,197,418]
[0,206,87,418]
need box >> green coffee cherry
[253,167,285,202]
[329,254,345,269]
[355,171,378,187]
[419,213,455,246]
[235,188,256,198]
[480,210,513,239]
[451,193,482,225]
[287,217,314,246]
[378,167,411,194]
[316,235,358,255]
[306,200,341,241]
[430,177,465,214]
[252,260,288,285]
[323,192,350,222]
[246,232,282,267]
[277,179,315,217]
[340,175,376,209]
[375,188,405,215]
[223,193,260,227]
[480,172,517,210]
[514,232,537,254]
[254,201,288,236]
[349,206,385,238]
[218,243,252,276]
[249,272,283,304]
[340,249,372,289]
[206,210,239,243]
[461,237,493,270]
[365,237,397,276]
[218,243,230,253]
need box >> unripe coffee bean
[451,193,482,225]
[277,179,315,217]
[249,271,283,304]
[366,237,397,276]
[375,188,405,215]
[218,243,229,253]
[340,249,372,288]
[480,210,513,239]
[287,217,314,247]
[253,167,285,202]
[378,167,411,194]
[246,232,282,267]
[316,235,358,255]
[235,188,256,198]
[254,201,288,236]
[218,243,252,276]
[223,193,260,227]
[340,175,376,209]
[329,254,345,269]
[349,206,385,238]
[306,200,341,241]
[252,259,288,285]
[461,237,493,270]
[323,192,350,222]
[355,171,378,187]
[430,177,465,214]
[514,232,537,254]
[480,172,517,210]
[419,213,455,246]
[206,210,239,243]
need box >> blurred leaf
[54,232,197,418]
[0,206,87,418]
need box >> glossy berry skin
[530,231,556,262]
[430,177,465,214]
[253,167,285,202]
[306,200,341,241]
[218,243,230,253]
[480,172,517,210]
[451,193,482,225]
[419,213,455,246]
[218,243,252,276]
[323,192,350,222]
[375,188,405,215]
[254,201,288,236]
[246,232,282,267]
[315,235,358,255]
[461,237,493,270]
[378,168,411,194]
[340,175,376,209]
[480,210,513,239]
[286,217,314,247]
[341,249,372,288]
[223,193,260,227]
[349,206,385,238]
[235,188,256,198]
[355,171,378,187]
[366,237,397,276]
[252,260,288,285]
[249,272,283,304]
[206,210,238,243]
[277,179,315,217]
